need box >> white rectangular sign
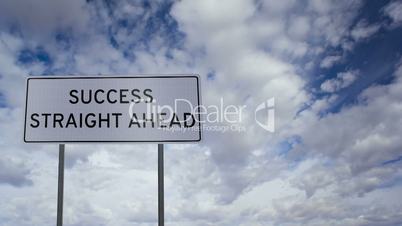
[24,75,201,143]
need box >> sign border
[24,75,202,143]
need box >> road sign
[24,75,201,143]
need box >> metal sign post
[57,144,65,226]
[158,144,164,226]
[55,144,165,226]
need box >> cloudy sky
[1,0,402,225]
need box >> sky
[1,0,402,225]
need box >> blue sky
[1,0,402,225]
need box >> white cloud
[260,0,297,14]
[288,16,311,39]
[321,70,359,92]
[290,62,402,203]
[0,0,90,39]
[0,157,32,187]
[320,55,342,68]
[383,0,402,25]
[308,0,362,47]
[350,20,381,41]
[172,0,311,204]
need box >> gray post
[57,144,65,226]
[158,144,164,226]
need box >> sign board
[24,75,201,143]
